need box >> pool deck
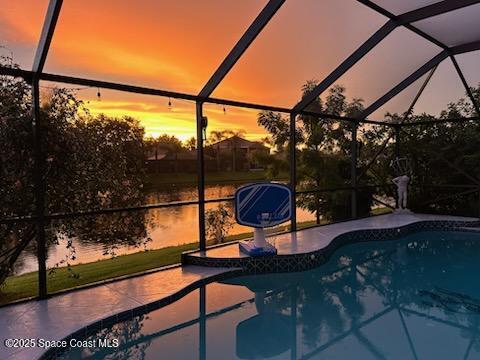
[185,212,479,259]
[1,212,478,359]
[0,266,238,360]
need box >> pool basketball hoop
[235,183,292,256]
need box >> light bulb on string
[97,87,101,101]
[168,97,172,110]
[223,105,226,115]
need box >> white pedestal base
[393,208,413,215]
[239,228,277,256]
[239,240,277,256]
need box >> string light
[168,97,172,110]
[97,87,101,101]
[223,105,226,115]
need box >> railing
[0,184,393,225]
[4,158,480,304]
[0,181,395,302]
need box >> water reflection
[58,231,480,359]
[15,185,313,275]
[230,276,295,359]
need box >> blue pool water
[57,230,480,359]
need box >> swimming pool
[51,230,480,359]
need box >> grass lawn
[0,243,198,305]
[145,171,288,189]
[0,207,391,305]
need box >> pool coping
[0,263,185,311]
[183,217,480,272]
[38,267,245,360]
[38,214,480,359]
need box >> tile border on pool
[39,217,480,359]
[182,220,480,273]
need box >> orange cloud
[2,0,462,138]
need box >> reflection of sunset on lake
[1,0,478,138]
[14,185,315,275]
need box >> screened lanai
[1,0,480,303]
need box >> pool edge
[39,218,480,359]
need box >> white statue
[390,157,412,213]
[392,175,409,210]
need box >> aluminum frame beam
[32,0,63,73]
[289,112,297,231]
[0,67,31,79]
[400,116,480,126]
[351,123,358,219]
[32,81,47,299]
[30,0,64,300]
[196,102,206,250]
[403,65,438,118]
[397,0,480,24]
[452,41,480,54]
[198,0,285,99]
[450,55,480,117]
[360,0,480,25]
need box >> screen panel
[411,59,475,117]
[368,73,430,121]
[324,27,441,116]
[212,0,387,107]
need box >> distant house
[146,149,215,173]
[208,135,269,171]
[146,135,268,173]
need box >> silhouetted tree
[0,60,150,287]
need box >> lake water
[14,184,315,275]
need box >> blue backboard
[235,183,292,228]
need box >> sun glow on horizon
[82,95,267,142]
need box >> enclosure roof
[1,0,479,123]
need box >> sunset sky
[1,0,479,141]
